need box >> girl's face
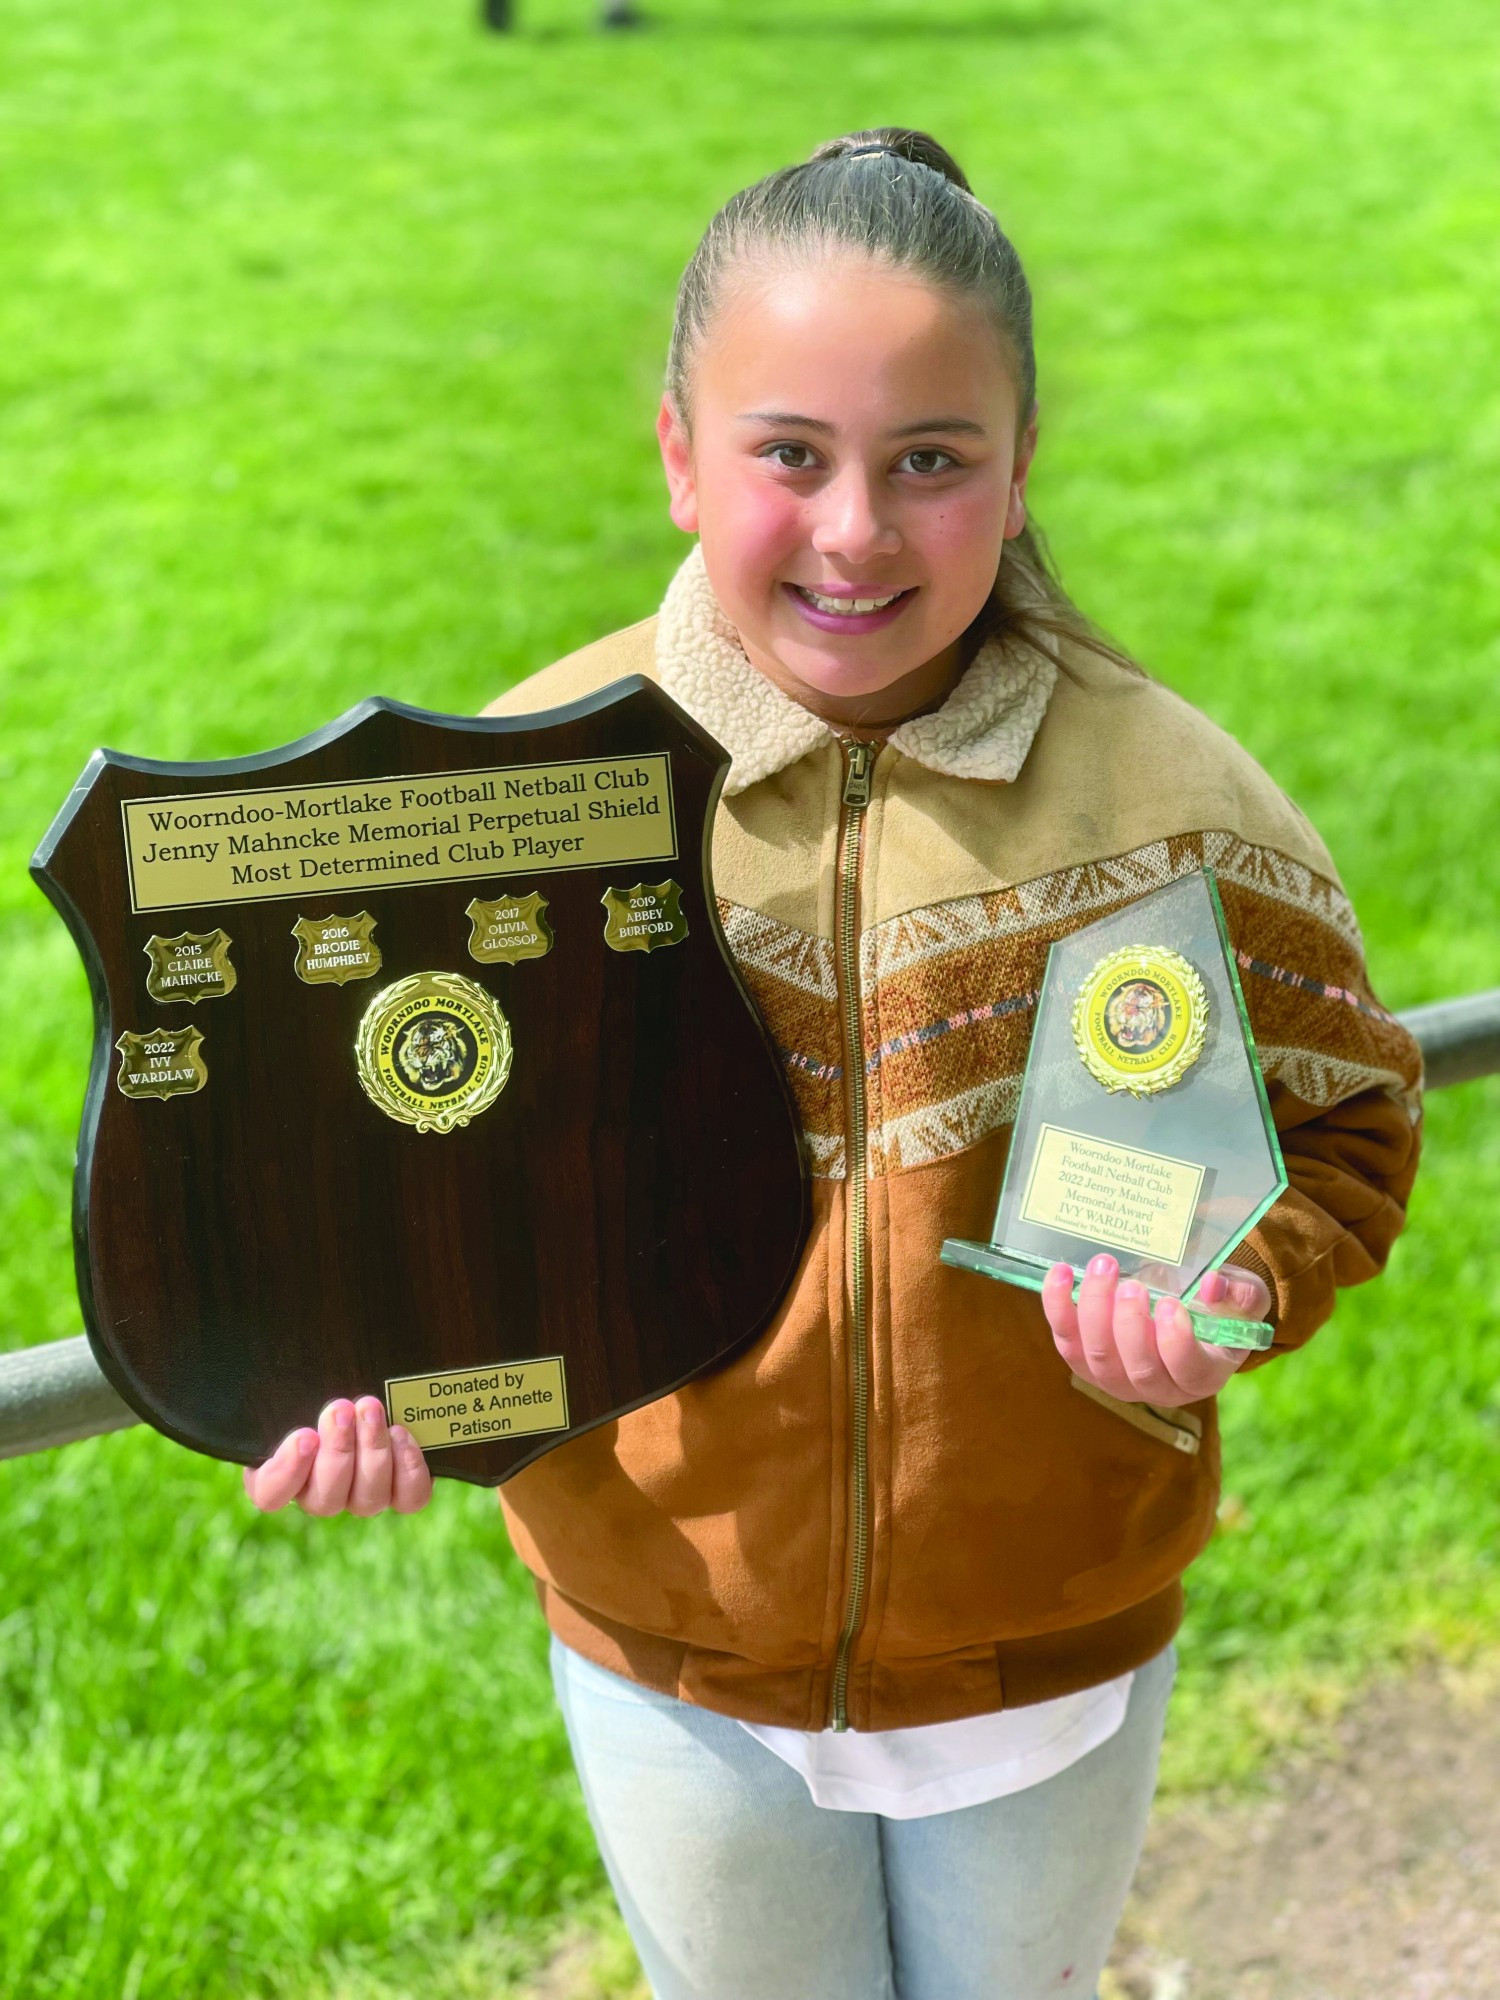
[657,254,1036,728]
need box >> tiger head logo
[397,1014,470,1095]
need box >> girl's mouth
[784,583,916,634]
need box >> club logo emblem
[355,972,513,1132]
[1072,945,1208,1097]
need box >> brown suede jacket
[483,543,1424,1733]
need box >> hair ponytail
[665,125,1144,681]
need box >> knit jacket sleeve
[1212,873,1424,1369]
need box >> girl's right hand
[242,1397,434,1516]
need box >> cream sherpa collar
[654,541,1058,797]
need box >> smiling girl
[247,128,1423,1999]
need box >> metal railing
[2,988,1497,1465]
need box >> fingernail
[358,1399,379,1428]
[333,1405,354,1432]
[1087,1255,1116,1278]
[389,1425,409,1447]
[1199,1270,1227,1303]
[296,1431,316,1457]
[1117,1280,1145,1301]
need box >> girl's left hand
[1041,1255,1273,1408]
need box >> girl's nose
[809,469,902,564]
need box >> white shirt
[736,1670,1135,1819]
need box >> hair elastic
[844,143,905,160]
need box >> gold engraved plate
[466,891,553,966]
[143,929,236,1005]
[355,971,512,1133]
[293,911,382,986]
[384,1356,569,1451]
[1019,1125,1206,1266]
[115,1025,208,1101]
[600,880,688,954]
[120,753,676,912]
[1071,944,1208,1097]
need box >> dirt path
[532,1663,1500,1999]
[1105,1662,1500,1998]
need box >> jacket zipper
[831,737,875,1732]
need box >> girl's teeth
[799,587,905,615]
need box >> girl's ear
[656,394,699,534]
[1003,409,1040,541]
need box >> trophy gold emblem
[1071,944,1208,1097]
[354,971,513,1133]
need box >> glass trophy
[941,867,1285,1351]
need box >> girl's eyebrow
[736,410,988,439]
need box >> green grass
[2,0,1498,1991]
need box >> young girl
[247,129,1424,1999]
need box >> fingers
[1154,1295,1251,1400]
[1075,1254,1136,1396]
[243,1397,434,1518]
[1041,1263,1084,1370]
[1111,1277,1165,1395]
[390,1425,434,1513]
[243,1427,319,1511]
[343,1400,434,1515]
[1042,1257,1153,1397]
[1041,1254,1251,1407]
[1194,1262,1272,1321]
[347,1397,397,1517]
[298,1399,360,1516]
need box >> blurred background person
[482,0,645,29]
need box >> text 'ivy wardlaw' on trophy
[31,679,809,1486]
[941,868,1286,1351]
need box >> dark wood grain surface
[32,680,809,1485]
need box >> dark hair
[665,125,1143,679]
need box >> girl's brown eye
[765,443,815,470]
[903,449,955,475]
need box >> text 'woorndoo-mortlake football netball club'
[121,756,677,912]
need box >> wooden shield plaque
[32,678,810,1485]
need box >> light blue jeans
[550,1636,1177,2000]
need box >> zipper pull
[842,739,874,810]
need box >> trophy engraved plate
[466,891,553,966]
[33,680,809,1484]
[1017,1126,1205,1266]
[144,929,237,1005]
[116,1025,208,1101]
[601,880,689,954]
[942,869,1286,1351]
[293,911,382,985]
[355,971,513,1133]
[385,1356,569,1451]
